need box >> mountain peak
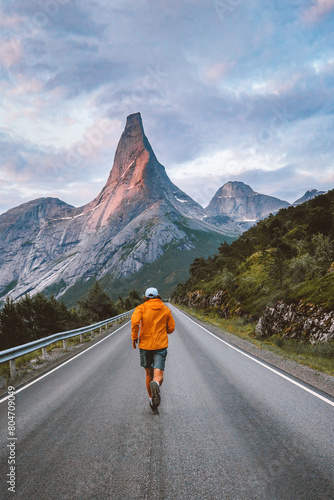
[217,181,255,198]
[293,189,326,206]
[83,113,205,226]
[107,111,156,185]
[206,181,289,222]
[125,112,144,135]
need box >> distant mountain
[293,189,326,206]
[0,113,233,305]
[206,181,290,224]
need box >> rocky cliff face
[175,290,334,343]
[255,301,334,343]
[0,113,231,304]
[175,289,241,318]
[206,181,290,223]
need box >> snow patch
[59,213,84,220]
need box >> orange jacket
[131,299,175,350]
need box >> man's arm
[166,310,175,334]
[131,306,142,349]
[132,338,138,349]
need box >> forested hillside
[173,190,334,320]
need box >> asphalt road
[1,304,334,500]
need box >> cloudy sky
[1,0,333,214]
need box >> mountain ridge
[0,112,328,304]
[0,113,231,304]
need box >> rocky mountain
[0,113,233,305]
[81,112,207,229]
[206,181,290,226]
[0,113,328,306]
[293,189,326,206]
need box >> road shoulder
[172,304,334,398]
[0,321,127,398]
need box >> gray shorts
[139,348,168,370]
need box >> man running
[131,287,175,414]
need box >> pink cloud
[303,0,334,24]
[206,62,231,81]
[8,76,43,97]
[0,14,22,28]
[0,39,23,67]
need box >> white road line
[171,305,334,408]
[0,321,130,405]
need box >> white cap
[145,287,159,298]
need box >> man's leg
[145,367,159,414]
[150,349,167,408]
[153,368,164,386]
[150,369,163,408]
[150,370,164,408]
[145,367,154,397]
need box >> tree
[288,254,320,284]
[79,282,119,322]
[16,294,36,340]
[312,234,334,267]
[308,207,332,235]
[0,293,83,350]
[128,289,142,307]
[189,257,207,281]
[0,297,27,349]
[31,294,68,338]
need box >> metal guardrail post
[63,339,67,350]
[9,359,16,379]
[80,334,84,343]
[42,347,48,360]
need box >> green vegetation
[100,225,234,301]
[0,283,142,350]
[43,279,67,297]
[56,276,96,309]
[1,280,18,297]
[172,191,334,373]
[0,294,70,350]
[78,282,119,324]
[173,190,334,317]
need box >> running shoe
[150,381,161,408]
[150,401,159,414]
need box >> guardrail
[0,309,134,379]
